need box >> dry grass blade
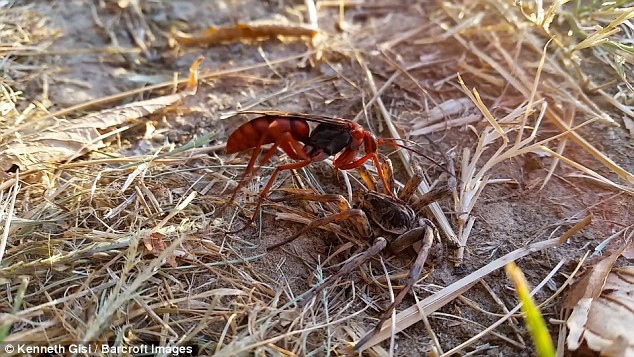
[2,0,632,355]
[81,231,186,343]
[214,307,369,356]
[357,215,591,350]
[0,173,20,264]
[440,258,566,356]
[440,2,634,187]
[22,50,315,124]
[538,146,634,194]
[571,10,634,52]
[356,234,569,350]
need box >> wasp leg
[225,130,318,234]
[227,157,313,234]
[333,148,394,197]
[223,119,310,214]
[217,143,267,218]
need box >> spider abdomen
[359,191,418,235]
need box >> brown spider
[267,160,453,350]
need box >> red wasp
[221,110,427,231]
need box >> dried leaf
[279,310,300,328]
[623,241,634,260]
[142,232,178,268]
[566,243,632,353]
[564,245,622,311]
[1,56,203,171]
[568,266,634,355]
[172,22,317,46]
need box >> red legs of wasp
[223,145,264,211]
[226,150,388,234]
[222,133,316,234]
[225,159,312,234]
[334,148,393,196]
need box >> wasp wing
[224,110,352,127]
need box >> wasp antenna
[219,111,241,120]
[378,138,459,181]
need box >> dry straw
[1,0,632,356]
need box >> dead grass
[1,0,633,356]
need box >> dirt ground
[1,0,633,356]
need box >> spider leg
[372,156,393,197]
[411,186,452,213]
[269,192,374,246]
[398,166,424,202]
[266,208,370,250]
[357,154,394,194]
[378,154,395,196]
[408,152,458,210]
[355,225,436,351]
[389,226,429,254]
[299,237,388,308]
[269,193,351,212]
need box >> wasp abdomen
[226,116,311,154]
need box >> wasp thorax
[304,124,353,156]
